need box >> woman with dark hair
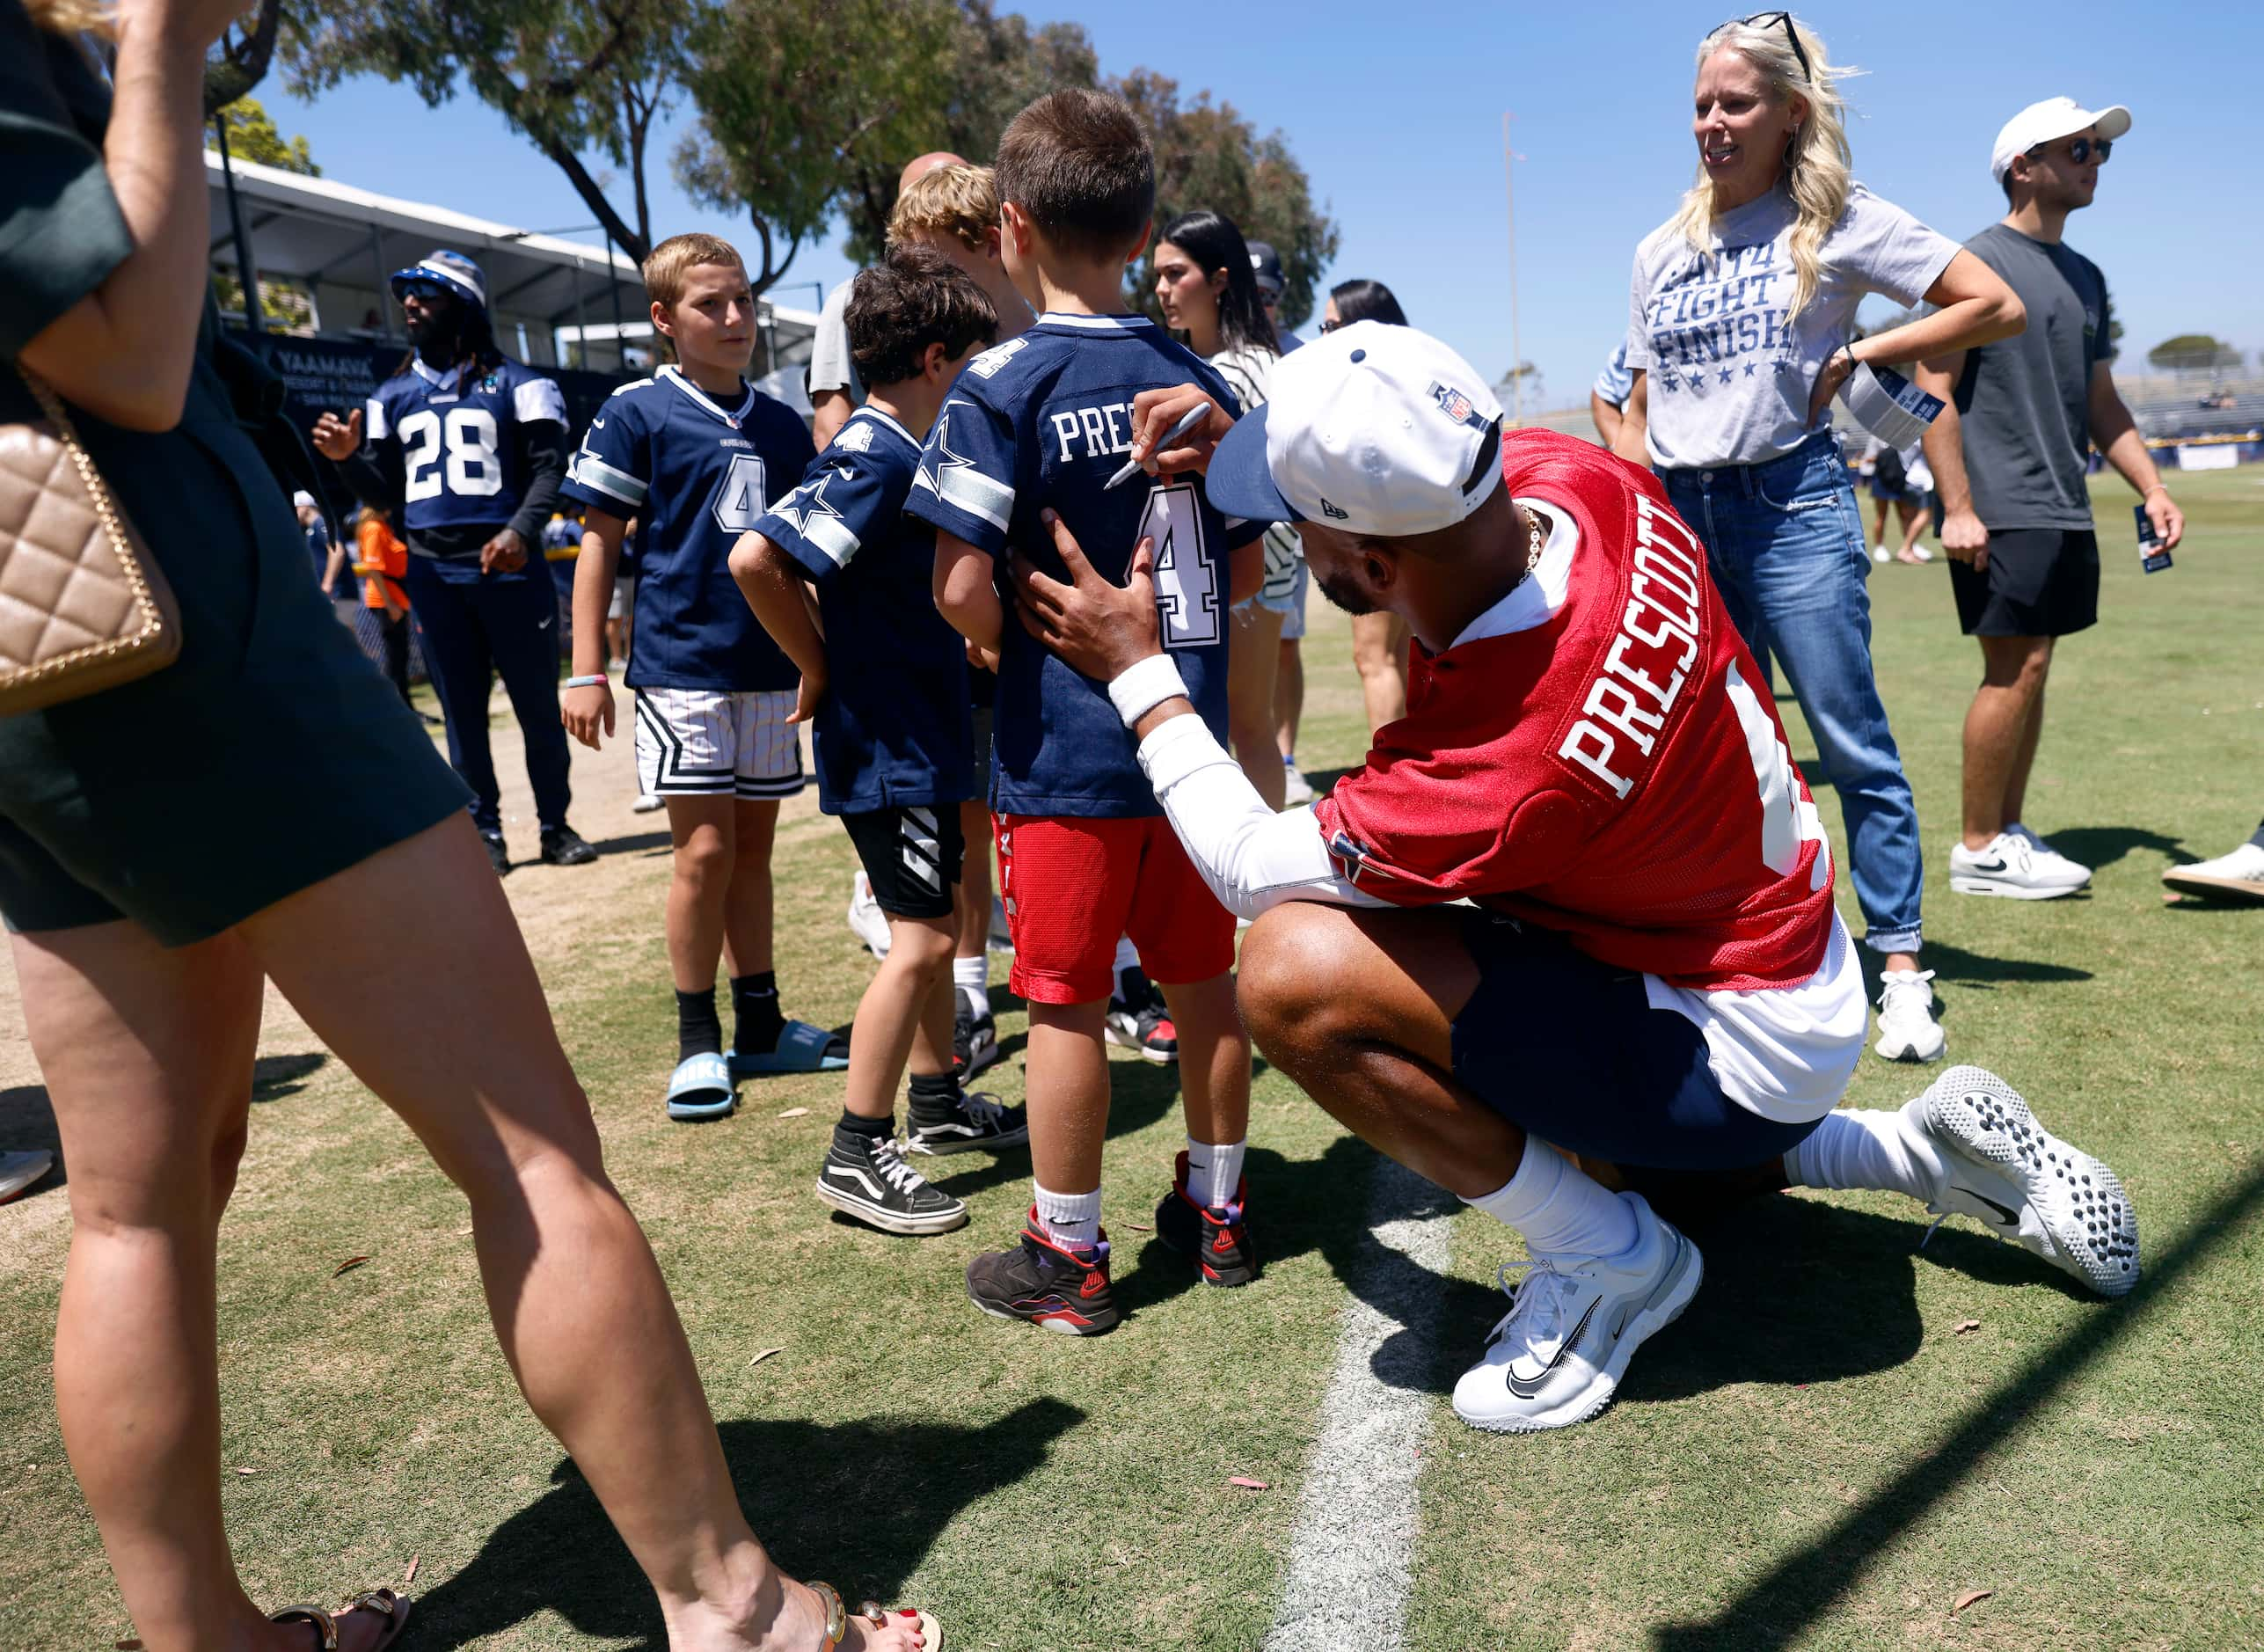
[1322,277,1410,331]
[0,0,934,1646]
[1318,277,1416,733]
[1154,208,1301,809]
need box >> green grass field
[2,470,2259,1650]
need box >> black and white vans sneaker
[954,998,1003,1080]
[815,1131,968,1235]
[907,1089,1028,1157]
[1914,1065,2139,1297]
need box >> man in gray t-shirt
[1917,96,2184,903]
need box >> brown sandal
[269,1588,413,1652]
[807,1581,944,1650]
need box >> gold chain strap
[9,365,168,680]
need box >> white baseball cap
[1991,97,2131,184]
[292,490,318,508]
[1206,321,1501,537]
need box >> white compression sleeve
[1136,713,1389,920]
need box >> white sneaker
[2004,821,2092,886]
[1872,544,1892,563]
[0,1149,53,1203]
[1451,1193,1702,1433]
[1874,969,1946,1064]
[846,871,893,958]
[1282,765,1316,808]
[632,792,665,814]
[1912,1066,2139,1297]
[2162,840,2264,905]
[1948,831,2089,899]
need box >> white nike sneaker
[1949,831,2089,899]
[846,871,893,959]
[2162,840,2264,905]
[1452,1193,1702,1433]
[1912,1066,2139,1297]
[2004,822,2092,887]
[1282,765,1316,808]
[1874,969,1946,1064]
[632,792,665,814]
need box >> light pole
[1502,112,1524,426]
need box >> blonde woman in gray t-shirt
[1612,12,2024,1068]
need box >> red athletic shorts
[996,814,1237,1004]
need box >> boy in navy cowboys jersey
[909,91,1267,1333]
[311,249,599,875]
[559,234,843,1122]
[734,247,1031,1235]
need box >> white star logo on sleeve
[769,471,841,537]
[914,402,1014,530]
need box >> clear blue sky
[253,0,2255,407]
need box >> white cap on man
[1990,97,2131,184]
[1205,321,1501,537]
[291,490,318,508]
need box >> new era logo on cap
[1207,323,1504,538]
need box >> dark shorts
[842,803,964,920]
[1449,912,1819,1172]
[966,701,995,804]
[0,491,469,948]
[1950,528,2100,638]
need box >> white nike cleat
[1874,969,1946,1064]
[1913,1066,2139,1297]
[846,871,893,959]
[1949,831,2090,899]
[2162,840,2264,905]
[1452,1192,1702,1434]
[2004,822,2092,887]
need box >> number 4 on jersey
[1142,482,1218,649]
[711,453,770,534]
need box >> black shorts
[842,804,964,920]
[1950,528,2100,638]
[1449,911,1819,1172]
[966,701,995,804]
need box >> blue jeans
[1660,435,1924,955]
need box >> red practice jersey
[1312,428,1835,990]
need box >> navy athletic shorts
[1449,910,1819,1172]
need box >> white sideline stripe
[1262,1156,1456,1652]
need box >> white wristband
[1107,653,1189,728]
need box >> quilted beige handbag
[0,365,179,714]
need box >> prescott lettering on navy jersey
[562,366,816,693]
[365,356,567,536]
[752,407,974,815]
[902,313,1261,818]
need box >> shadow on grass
[2044,823,2186,874]
[1908,939,2092,994]
[411,1397,1083,1649]
[1649,1160,2264,1651]
[0,1055,332,1203]
[588,830,675,858]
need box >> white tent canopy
[207,150,815,377]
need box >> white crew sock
[1464,1142,1640,1261]
[1783,1100,1942,1201]
[1185,1137,1247,1209]
[953,953,989,1016]
[1113,935,1141,977]
[1033,1181,1102,1250]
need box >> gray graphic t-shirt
[1626,183,1960,471]
[1951,224,2114,531]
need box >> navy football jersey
[365,356,567,536]
[561,367,817,692]
[903,312,1260,817]
[753,407,973,815]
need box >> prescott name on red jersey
[1313,428,1836,992]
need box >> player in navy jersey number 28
[735,246,1031,1237]
[1016,322,2137,1431]
[312,250,598,874]
[911,91,1267,1334]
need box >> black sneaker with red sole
[965,1210,1119,1335]
[1154,1150,1257,1287]
[1104,966,1178,1064]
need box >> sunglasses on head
[2030,135,2111,165]
[1710,11,1811,83]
